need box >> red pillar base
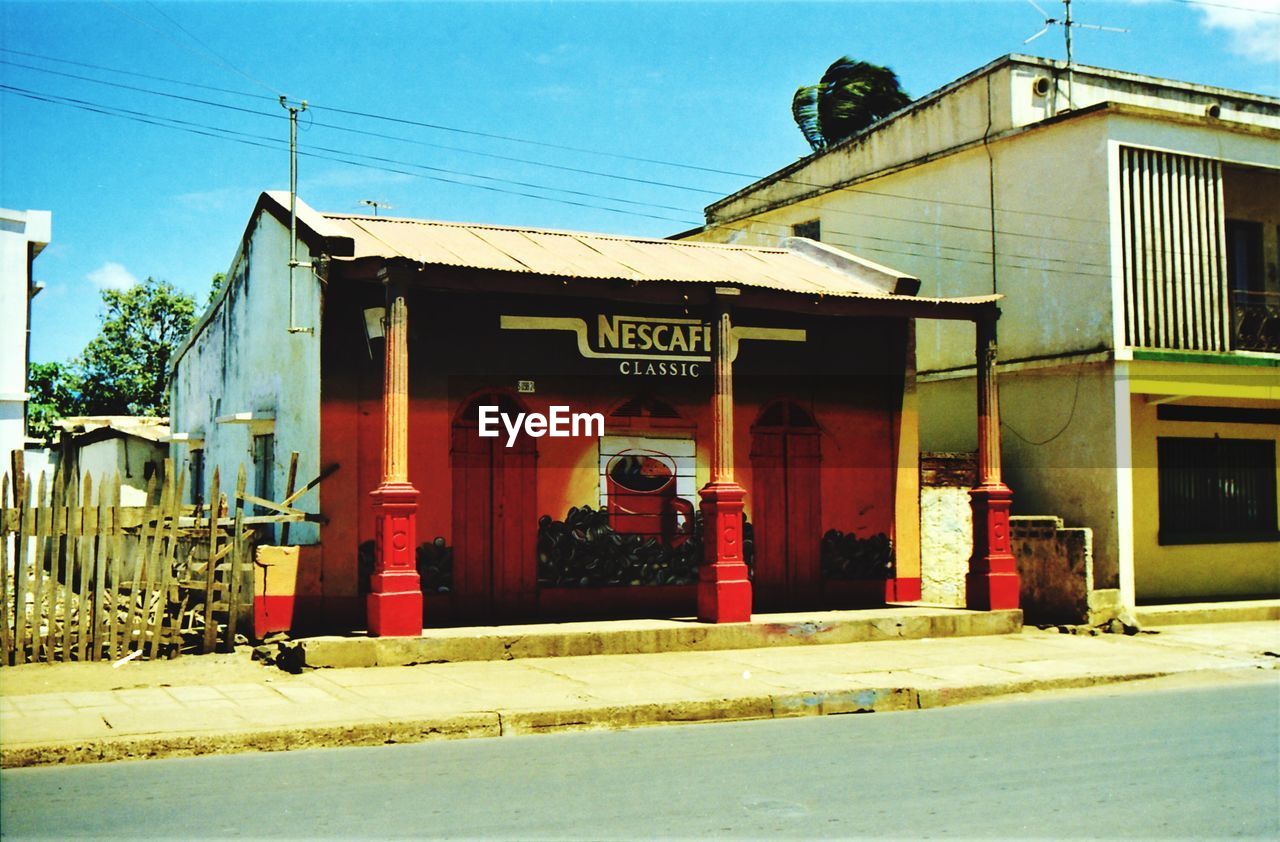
[966,482,1020,611]
[697,482,752,623]
[367,482,424,637]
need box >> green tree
[26,360,79,439]
[75,277,197,416]
[208,271,226,305]
[792,58,912,153]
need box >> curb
[1,668,1178,769]
[1135,600,1280,627]
[287,609,1024,670]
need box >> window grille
[1157,436,1278,544]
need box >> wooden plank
[149,462,180,660]
[235,493,306,519]
[61,471,79,661]
[141,467,172,659]
[76,473,93,661]
[279,452,299,546]
[202,468,221,654]
[224,467,247,652]
[167,468,190,657]
[3,505,214,533]
[43,471,61,663]
[10,473,30,666]
[147,463,175,660]
[8,451,21,513]
[10,456,27,665]
[281,463,339,507]
[107,474,124,661]
[127,473,158,655]
[92,477,110,661]
[30,475,49,663]
[0,471,11,664]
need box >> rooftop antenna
[280,95,312,334]
[1024,0,1127,110]
[360,200,393,217]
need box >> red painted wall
[311,283,908,629]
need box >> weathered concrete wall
[0,208,50,467]
[688,113,1116,373]
[76,438,166,507]
[1010,515,1094,625]
[703,56,1279,227]
[919,453,975,607]
[170,203,323,544]
[919,362,1121,593]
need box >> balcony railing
[1231,290,1280,354]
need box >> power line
[102,0,284,96]
[1,62,1115,248]
[5,78,1129,270]
[0,76,699,215]
[4,82,1126,280]
[1164,0,1280,15]
[0,55,723,196]
[0,46,1111,226]
[0,85,701,227]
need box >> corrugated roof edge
[784,236,920,296]
[320,212,791,253]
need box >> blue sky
[2,0,1277,364]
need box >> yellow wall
[1129,395,1280,599]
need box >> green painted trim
[1131,349,1280,367]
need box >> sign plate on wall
[500,314,805,378]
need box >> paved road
[3,676,1277,839]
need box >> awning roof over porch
[258,191,999,317]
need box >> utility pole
[280,96,312,334]
[1064,0,1074,107]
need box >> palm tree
[792,58,912,153]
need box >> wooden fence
[1,456,269,666]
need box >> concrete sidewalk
[2,621,1276,768]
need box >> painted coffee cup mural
[605,449,696,547]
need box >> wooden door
[451,393,537,622]
[750,401,822,610]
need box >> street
[2,675,1277,839]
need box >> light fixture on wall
[363,306,387,358]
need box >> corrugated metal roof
[54,416,171,443]
[318,213,973,302]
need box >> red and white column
[697,304,752,623]
[367,280,424,636]
[966,315,1020,610]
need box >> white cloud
[86,262,138,291]
[1195,0,1280,64]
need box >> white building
[685,55,1279,608]
[0,208,51,472]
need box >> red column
[697,303,752,623]
[367,280,423,636]
[966,315,1020,610]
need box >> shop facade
[170,193,1015,635]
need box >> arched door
[451,392,537,621]
[750,400,822,609]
